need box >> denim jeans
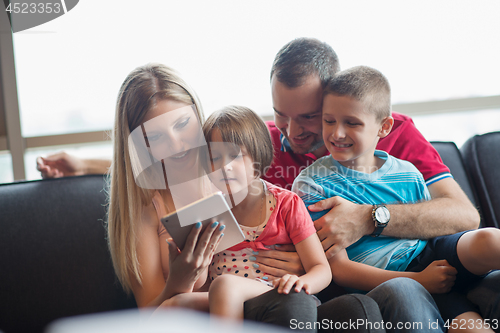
[369,272,500,333]
[244,278,442,333]
[244,274,500,333]
[367,278,444,333]
[317,294,385,332]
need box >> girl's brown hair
[202,106,273,177]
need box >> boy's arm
[276,233,331,295]
[329,249,458,294]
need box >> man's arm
[386,177,479,237]
[378,114,479,237]
[310,177,480,259]
[37,152,111,178]
[255,177,480,275]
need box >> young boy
[292,66,500,332]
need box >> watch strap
[371,204,388,237]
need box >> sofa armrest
[0,175,136,333]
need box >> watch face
[375,206,390,224]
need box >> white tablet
[160,192,244,254]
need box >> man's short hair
[270,37,340,88]
[324,66,391,121]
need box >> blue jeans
[368,272,500,333]
[367,278,444,333]
[244,274,500,332]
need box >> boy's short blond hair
[202,106,273,177]
[324,66,391,121]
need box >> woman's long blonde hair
[107,63,204,293]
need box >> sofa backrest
[431,141,478,208]
[461,132,500,228]
[0,175,136,333]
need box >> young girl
[201,105,332,319]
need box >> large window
[0,153,13,183]
[413,108,500,148]
[2,0,500,182]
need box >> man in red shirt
[254,38,500,330]
[259,38,478,261]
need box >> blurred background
[1,0,499,183]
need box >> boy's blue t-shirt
[292,150,429,272]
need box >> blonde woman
[107,63,224,310]
[106,65,320,332]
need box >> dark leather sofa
[0,132,498,333]
[461,132,500,228]
[0,175,136,333]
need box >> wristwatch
[371,204,390,237]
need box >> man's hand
[36,152,86,178]
[253,244,305,278]
[309,196,373,259]
[36,152,111,179]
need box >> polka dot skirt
[209,181,276,282]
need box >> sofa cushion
[461,132,500,228]
[0,175,136,333]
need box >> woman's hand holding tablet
[161,192,244,254]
